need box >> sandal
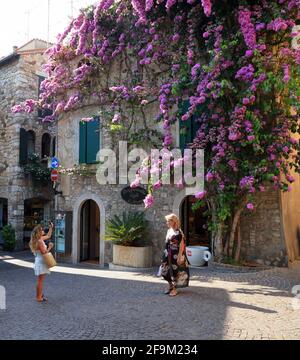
[36,298,47,302]
[36,295,48,302]
[164,289,172,295]
[169,289,178,297]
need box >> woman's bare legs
[36,274,46,301]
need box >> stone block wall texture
[240,187,287,267]
[0,44,56,249]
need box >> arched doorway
[80,200,100,263]
[180,196,211,248]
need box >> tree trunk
[234,220,241,262]
[212,223,224,261]
[228,207,243,258]
[209,199,225,262]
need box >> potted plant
[1,224,16,252]
[105,211,152,268]
[24,153,51,187]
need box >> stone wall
[0,47,56,249]
[240,187,287,267]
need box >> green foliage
[1,224,16,251]
[105,211,149,247]
[24,153,51,186]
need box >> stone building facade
[55,101,300,268]
[47,40,299,269]
[0,40,56,249]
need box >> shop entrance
[180,196,211,248]
[80,200,100,263]
[0,198,8,245]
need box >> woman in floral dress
[161,213,189,297]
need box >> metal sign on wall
[121,186,147,205]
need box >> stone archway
[72,193,105,267]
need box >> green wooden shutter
[86,118,100,164]
[19,128,28,165]
[79,121,87,164]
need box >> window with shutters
[179,100,201,151]
[79,118,100,164]
[19,129,36,165]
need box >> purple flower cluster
[240,176,255,190]
[201,0,212,17]
[64,94,80,111]
[109,86,131,101]
[144,194,154,208]
[238,8,257,49]
[282,64,290,83]
[11,0,300,213]
[235,64,255,82]
[267,18,294,32]
[12,99,38,114]
[166,0,177,10]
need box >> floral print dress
[161,228,189,288]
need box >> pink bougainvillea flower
[247,203,254,210]
[195,190,207,200]
[144,194,154,208]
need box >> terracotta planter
[112,244,153,268]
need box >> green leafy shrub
[2,224,16,251]
[105,211,149,247]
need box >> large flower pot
[186,246,212,267]
[112,244,153,268]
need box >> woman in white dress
[29,223,54,302]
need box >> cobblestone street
[0,251,299,340]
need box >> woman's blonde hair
[29,225,43,253]
[165,213,181,229]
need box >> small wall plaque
[121,186,147,205]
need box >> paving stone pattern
[0,251,299,340]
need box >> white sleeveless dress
[34,250,50,276]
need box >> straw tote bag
[43,252,57,268]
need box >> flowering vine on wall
[12,0,300,260]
